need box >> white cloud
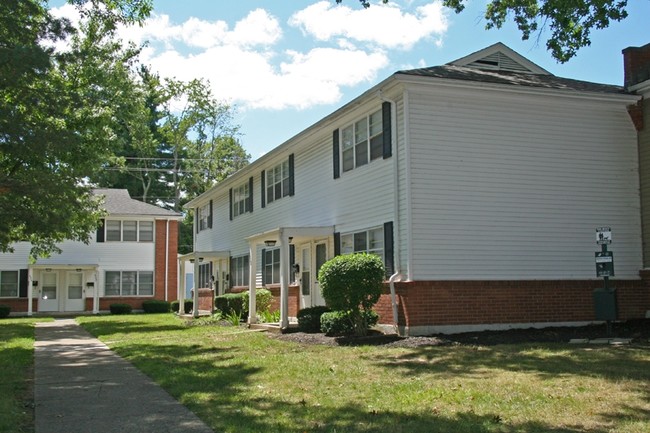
[48,2,446,111]
[289,1,448,50]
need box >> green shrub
[258,309,281,323]
[0,304,10,319]
[320,310,379,336]
[241,288,273,315]
[142,300,171,313]
[297,306,331,333]
[318,253,385,336]
[214,292,245,316]
[171,299,193,314]
[109,303,132,315]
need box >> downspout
[379,90,403,335]
[165,219,169,302]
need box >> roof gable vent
[449,42,551,75]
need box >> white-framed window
[230,255,249,288]
[104,271,154,296]
[340,109,383,173]
[0,270,18,298]
[263,248,281,285]
[105,220,154,242]
[198,262,213,289]
[198,203,211,231]
[232,183,251,218]
[266,160,290,204]
[340,226,384,262]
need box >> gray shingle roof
[93,189,182,218]
[396,64,627,95]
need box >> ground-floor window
[0,270,18,297]
[104,271,154,296]
[230,255,249,288]
[340,226,384,262]
[198,262,213,289]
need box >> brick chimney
[623,43,650,90]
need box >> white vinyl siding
[406,85,641,280]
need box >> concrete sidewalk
[34,319,214,433]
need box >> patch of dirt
[270,319,650,348]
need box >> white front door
[39,271,59,312]
[65,272,85,311]
[300,246,312,308]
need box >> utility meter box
[593,288,617,321]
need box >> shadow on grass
[78,315,187,338]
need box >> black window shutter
[334,232,341,256]
[229,188,233,220]
[96,219,105,243]
[261,170,266,208]
[383,221,394,277]
[261,248,267,285]
[195,208,199,233]
[382,101,392,159]
[289,244,295,280]
[332,129,340,179]
[19,269,28,298]
[208,200,213,229]
[288,153,295,196]
[248,177,254,213]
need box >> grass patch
[0,317,51,433]
[76,314,650,433]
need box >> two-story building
[0,189,182,315]
[184,43,650,335]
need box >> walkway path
[34,319,214,433]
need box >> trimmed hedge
[320,310,379,336]
[215,292,245,316]
[241,288,273,314]
[171,299,193,314]
[142,300,171,313]
[297,306,331,333]
[109,303,133,315]
[0,304,10,319]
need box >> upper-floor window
[262,154,294,208]
[340,226,384,262]
[104,270,154,296]
[105,220,153,242]
[230,177,253,220]
[230,255,249,287]
[341,109,383,172]
[0,270,18,298]
[198,202,212,231]
[333,102,391,179]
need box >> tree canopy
[0,0,152,257]
[338,0,630,63]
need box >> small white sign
[596,227,612,244]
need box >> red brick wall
[623,43,650,88]
[155,219,179,302]
[0,298,36,313]
[267,285,300,317]
[376,277,650,328]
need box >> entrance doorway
[65,271,85,311]
[299,241,328,308]
[39,271,59,312]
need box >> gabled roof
[449,42,550,74]
[397,42,627,95]
[93,189,182,218]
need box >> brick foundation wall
[155,220,179,302]
[0,298,37,314]
[193,288,214,312]
[267,285,300,317]
[376,277,650,330]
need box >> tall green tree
[338,1,630,63]
[0,0,152,258]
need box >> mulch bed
[270,319,650,348]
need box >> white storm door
[39,271,59,312]
[65,272,85,311]
[300,246,312,308]
[313,242,328,307]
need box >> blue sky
[51,0,650,160]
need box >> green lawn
[73,314,650,433]
[0,317,51,433]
